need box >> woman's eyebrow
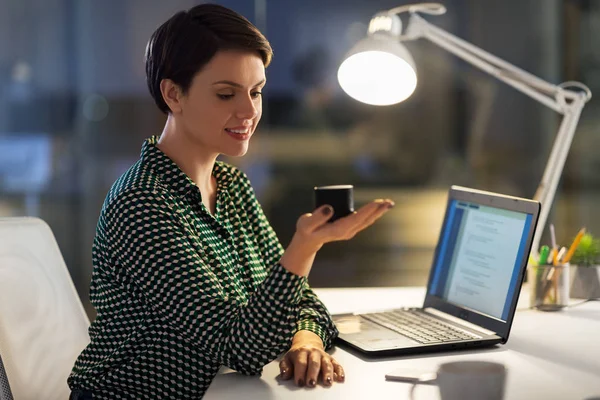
[212,79,266,88]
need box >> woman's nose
[236,95,259,120]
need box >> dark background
[1,0,599,319]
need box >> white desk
[205,287,600,400]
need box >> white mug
[410,361,507,400]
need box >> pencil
[550,248,557,266]
[556,247,567,263]
[563,228,586,264]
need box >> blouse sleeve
[234,168,339,349]
[104,189,306,375]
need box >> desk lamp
[337,3,591,255]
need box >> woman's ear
[160,79,183,114]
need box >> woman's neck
[156,115,217,195]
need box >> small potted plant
[570,233,600,299]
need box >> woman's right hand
[297,198,395,248]
[280,199,395,277]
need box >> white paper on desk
[385,367,436,383]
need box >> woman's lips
[225,128,251,140]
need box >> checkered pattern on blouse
[68,136,338,399]
[0,352,13,400]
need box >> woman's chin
[222,146,250,158]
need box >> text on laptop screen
[429,199,533,320]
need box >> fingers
[283,350,343,388]
[305,351,321,388]
[293,351,308,387]
[338,199,385,229]
[351,199,395,234]
[332,359,345,383]
[317,199,394,242]
[279,357,293,381]
[321,356,334,386]
[316,202,379,241]
[296,205,334,234]
[356,198,394,219]
[295,198,394,247]
[340,199,389,237]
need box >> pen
[539,245,550,265]
[528,255,538,266]
[563,228,586,264]
[538,245,551,300]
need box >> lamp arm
[405,13,573,111]
[401,12,591,255]
[531,98,585,254]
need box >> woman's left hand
[279,330,345,387]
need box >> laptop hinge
[424,308,496,336]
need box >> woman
[68,4,394,399]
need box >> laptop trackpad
[335,315,417,350]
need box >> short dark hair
[145,4,273,114]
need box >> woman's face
[174,50,266,158]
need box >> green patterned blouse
[68,136,338,399]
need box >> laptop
[333,185,540,356]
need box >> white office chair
[0,217,90,400]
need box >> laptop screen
[428,199,533,321]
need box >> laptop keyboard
[361,309,481,344]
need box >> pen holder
[528,263,570,311]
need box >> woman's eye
[218,92,262,100]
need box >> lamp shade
[338,34,417,106]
